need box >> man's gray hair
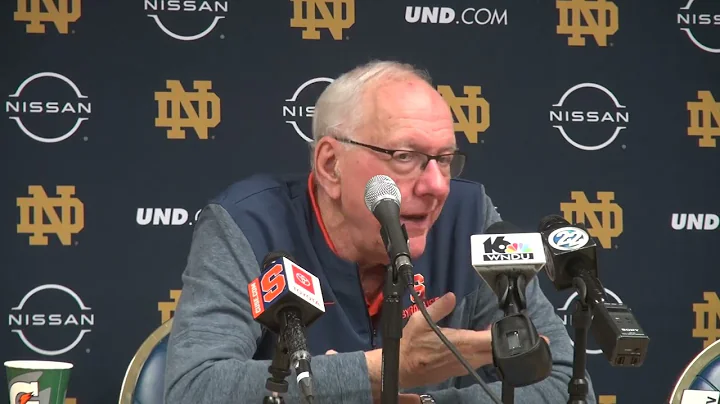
[309,60,432,168]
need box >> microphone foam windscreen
[537,214,569,232]
[262,250,296,268]
[485,220,522,234]
[364,175,401,212]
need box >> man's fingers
[326,349,338,355]
[447,328,493,352]
[423,292,456,323]
[452,352,494,375]
[398,394,421,404]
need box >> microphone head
[249,252,325,335]
[537,215,598,290]
[262,250,295,268]
[537,214,570,233]
[486,220,522,234]
[470,221,547,300]
[364,175,401,213]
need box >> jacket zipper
[356,266,377,349]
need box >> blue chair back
[119,319,173,404]
[669,338,720,403]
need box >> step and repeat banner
[1,1,719,403]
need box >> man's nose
[415,160,449,196]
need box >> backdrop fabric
[2,1,719,403]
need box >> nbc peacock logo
[505,242,531,254]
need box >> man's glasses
[333,137,466,178]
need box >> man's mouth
[400,214,429,225]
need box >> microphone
[538,215,649,404]
[248,251,325,403]
[471,221,547,301]
[470,221,552,397]
[364,175,413,283]
[364,175,414,404]
[363,174,504,404]
[537,215,597,291]
[538,214,649,367]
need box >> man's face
[337,78,457,262]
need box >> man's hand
[360,292,494,401]
[398,394,421,404]
[328,292,550,403]
[396,292,494,389]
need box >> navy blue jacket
[163,173,594,404]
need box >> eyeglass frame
[331,136,467,178]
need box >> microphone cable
[405,275,503,404]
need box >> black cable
[406,280,503,404]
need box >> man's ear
[313,138,342,200]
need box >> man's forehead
[355,78,454,143]
[374,80,442,109]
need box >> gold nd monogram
[14,0,81,34]
[687,90,720,148]
[556,0,619,46]
[693,292,720,349]
[155,80,221,140]
[560,191,622,249]
[17,185,84,246]
[437,85,490,144]
[158,290,183,324]
[290,0,355,40]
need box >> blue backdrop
[2,1,719,403]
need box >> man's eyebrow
[396,141,458,154]
[439,145,460,153]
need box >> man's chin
[408,234,428,259]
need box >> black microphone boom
[252,251,324,404]
[538,215,650,404]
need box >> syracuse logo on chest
[402,274,440,319]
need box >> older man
[163,60,595,404]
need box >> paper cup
[5,360,72,404]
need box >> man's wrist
[364,349,383,402]
[398,393,422,404]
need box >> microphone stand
[379,224,412,404]
[264,335,291,404]
[380,262,404,404]
[567,276,592,404]
[491,274,552,404]
[495,274,523,404]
